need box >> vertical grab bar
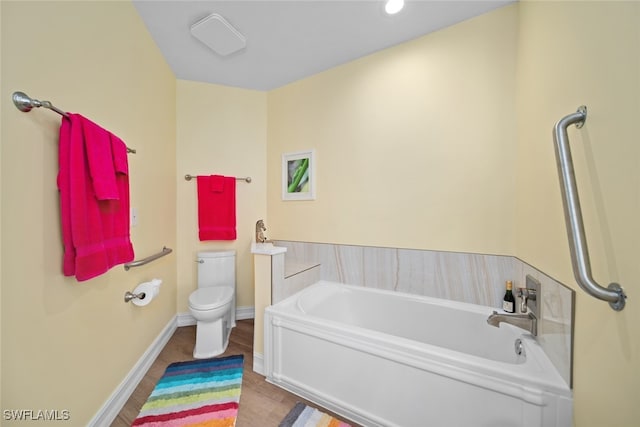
[553,106,626,311]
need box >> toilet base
[193,318,232,359]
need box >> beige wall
[267,1,639,424]
[267,5,518,256]
[516,1,639,426]
[0,0,3,410]
[1,1,637,425]
[1,1,176,425]
[176,80,267,313]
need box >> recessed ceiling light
[385,0,405,15]
[190,13,246,57]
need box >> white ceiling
[133,0,514,91]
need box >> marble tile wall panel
[277,241,516,307]
[276,240,574,388]
[396,249,517,308]
[514,260,574,387]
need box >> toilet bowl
[189,251,236,359]
[189,287,233,321]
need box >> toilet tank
[197,250,236,289]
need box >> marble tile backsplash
[275,240,574,388]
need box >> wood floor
[112,319,359,426]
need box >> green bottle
[502,280,515,313]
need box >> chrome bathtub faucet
[488,274,541,336]
[487,311,538,336]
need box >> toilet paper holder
[124,291,145,303]
[124,279,162,305]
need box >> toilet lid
[189,287,233,310]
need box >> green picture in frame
[282,150,316,200]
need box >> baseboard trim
[177,306,255,327]
[177,311,196,327]
[253,352,264,375]
[88,316,177,427]
[236,305,255,320]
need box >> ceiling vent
[190,13,246,57]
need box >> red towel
[82,117,119,200]
[57,116,76,276]
[197,175,236,241]
[58,113,134,281]
[210,175,225,192]
[99,133,134,270]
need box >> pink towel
[81,117,119,200]
[197,175,236,241]
[99,133,134,269]
[57,117,76,276]
[58,113,134,281]
[210,174,225,192]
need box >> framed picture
[282,149,316,200]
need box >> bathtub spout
[487,311,537,336]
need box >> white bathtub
[264,281,572,427]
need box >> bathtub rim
[265,280,573,399]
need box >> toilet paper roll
[131,279,162,307]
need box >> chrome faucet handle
[518,288,529,313]
[525,288,537,301]
[518,287,538,314]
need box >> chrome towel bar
[13,91,69,118]
[11,91,136,154]
[184,174,251,183]
[553,105,627,311]
[124,247,172,271]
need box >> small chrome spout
[487,311,537,336]
[255,219,273,243]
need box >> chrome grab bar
[124,247,172,271]
[553,106,626,311]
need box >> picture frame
[282,149,316,201]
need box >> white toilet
[188,250,236,359]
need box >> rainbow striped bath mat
[132,354,243,426]
[279,402,352,427]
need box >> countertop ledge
[251,242,287,255]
